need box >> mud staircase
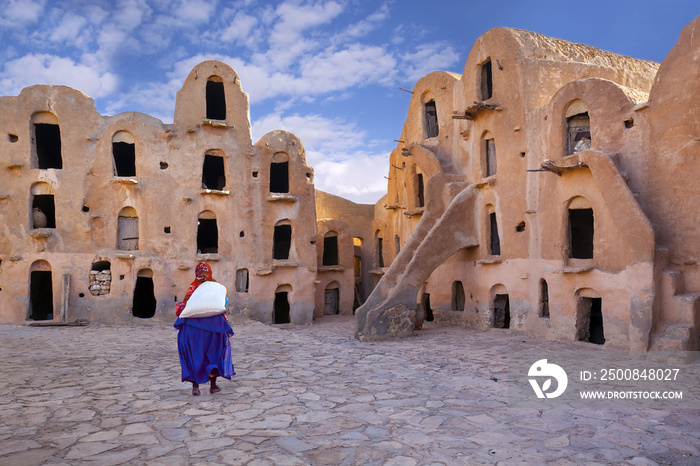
[649,266,700,351]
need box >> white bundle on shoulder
[180,281,228,318]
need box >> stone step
[649,323,696,351]
[674,293,700,326]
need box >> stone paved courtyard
[0,315,699,465]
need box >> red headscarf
[176,262,215,315]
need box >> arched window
[480,58,493,100]
[117,207,139,250]
[197,210,218,253]
[30,182,56,229]
[273,220,292,260]
[375,230,384,268]
[31,112,62,169]
[568,197,593,259]
[565,100,591,155]
[416,173,425,208]
[206,76,226,120]
[487,205,500,256]
[424,100,438,138]
[483,131,496,177]
[323,231,339,266]
[202,150,226,190]
[270,152,289,193]
[112,131,136,177]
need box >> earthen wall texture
[357,19,700,351]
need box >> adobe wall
[356,21,689,351]
[0,61,319,327]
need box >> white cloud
[174,0,217,24]
[48,12,89,47]
[401,41,460,82]
[252,112,388,204]
[220,11,258,44]
[0,0,44,26]
[0,54,118,99]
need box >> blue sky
[1,0,697,204]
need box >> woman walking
[174,262,235,395]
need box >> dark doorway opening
[323,234,339,266]
[569,208,594,259]
[324,288,339,315]
[132,276,156,318]
[197,219,218,253]
[422,293,434,322]
[273,224,292,260]
[274,291,290,324]
[35,123,62,169]
[29,271,53,321]
[577,297,604,345]
[32,194,56,228]
[206,80,226,120]
[425,100,438,138]
[377,237,384,267]
[494,294,510,328]
[270,161,289,193]
[539,279,550,318]
[490,212,500,255]
[452,281,465,311]
[481,59,493,100]
[202,154,226,190]
[113,142,136,176]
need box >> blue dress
[174,313,235,384]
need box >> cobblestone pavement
[1,315,699,465]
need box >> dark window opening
[417,173,425,207]
[34,123,62,169]
[92,260,110,272]
[425,100,438,138]
[236,269,249,293]
[197,219,218,253]
[481,60,493,100]
[576,297,604,345]
[252,171,258,178]
[202,154,226,190]
[486,139,497,177]
[117,216,139,250]
[239,231,245,237]
[206,80,226,120]
[82,205,89,212]
[29,271,53,321]
[324,288,339,315]
[377,237,384,268]
[112,141,136,176]
[539,279,549,318]
[452,281,465,311]
[132,276,156,318]
[270,161,289,193]
[273,224,292,260]
[274,291,290,324]
[567,113,591,154]
[9,133,18,143]
[422,293,434,322]
[569,208,594,259]
[493,294,510,329]
[164,226,171,234]
[516,221,526,232]
[624,118,634,129]
[160,161,168,169]
[323,235,339,266]
[489,212,500,256]
[32,194,56,228]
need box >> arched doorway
[132,269,156,318]
[29,260,53,321]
